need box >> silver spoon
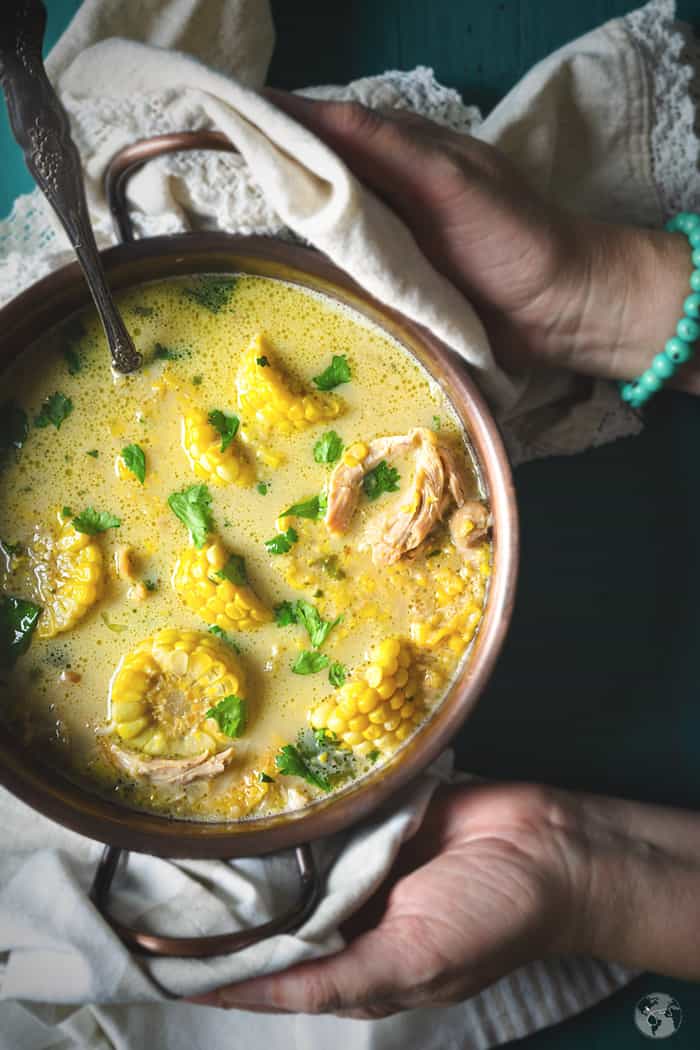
[0,0,142,373]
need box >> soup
[0,274,490,821]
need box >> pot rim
[0,232,519,858]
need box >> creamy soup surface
[0,274,490,820]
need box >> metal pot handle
[104,131,238,245]
[90,843,322,958]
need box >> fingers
[189,922,425,1015]
[263,90,468,216]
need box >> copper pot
[0,133,519,956]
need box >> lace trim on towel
[626,0,700,218]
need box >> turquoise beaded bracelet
[619,211,700,409]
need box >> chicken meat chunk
[107,742,236,786]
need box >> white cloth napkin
[1,0,698,1046]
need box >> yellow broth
[0,274,489,820]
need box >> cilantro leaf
[121,444,146,484]
[208,409,240,452]
[292,650,330,675]
[312,354,351,391]
[275,601,297,627]
[205,694,247,738]
[256,355,270,367]
[292,599,341,649]
[0,596,41,669]
[281,492,327,520]
[0,400,28,453]
[0,539,21,559]
[153,343,179,361]
[132,304,154,317]
[317,554,345,580]
[329,661,346,687]
[257,482,269,495]
[363,460,401,501]
[275,744,331,791]
[34,392,73,431]
[313,430,343,464]
[259,772,275,783]
[216,554,247,586]
[183,276,236,313]
[367,749,381,764]
[63,348,82,375]
[167,484,213,548]
[432,415,442,430]
[265,527,298,555]
[72,507,121,535]
[86,449,99,459]
[208,624,241,652]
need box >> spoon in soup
[0,0,142,374]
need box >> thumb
[190,923,421,1014]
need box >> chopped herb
[264,527,298,555]
[143,578,158,592]
[121,444,146,484]
[313,589,323,598]
[275,744,331,791]
[281,492,327,520]
[206,694,247,738]
[208,624,241,652]
[132,304,154,317]
[0,539,21,559]
[208,409,240,452]
[153,342,178,361]
[363,460,400,501]
[329,661,346,687]
[276,599,341,649]
[259,771,275,783]
[256,482,269,495]
[312,354,351,391]
[192,374,203,386]
[0,596,41,668]
[72,508,121,535]
[293,599,341,649]
[86,449,99,459]
[183,276,237,314]
[256,355,270,367]
[313,430,343,465]
[367,749,381,764]
[275,601,297,627]
[216,554,247,586]
[432,415,442,430]
[426,549,442,558]
[0,400,28,454]
[318,554,345,580]
[34,392,73,431]
[168,484,213,548]
[63,348,82,375]
[292,650,330,675]
[61,506,73,519]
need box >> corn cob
[236,334,342,435]
[172,537,272,631]
[309,637,423,757]
[28,511,103,639]
[182,407,253,486]
[410,552,488,652]
[109,627,245,756]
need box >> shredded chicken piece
[107,742,235,786]
[449,501,491,557]
[115,545,136,582]
[325,427,474,565]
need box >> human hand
[266,93,699,393]
[192,780,700,1017]
[191,783,583,1018]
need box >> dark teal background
[2,1,700,1046]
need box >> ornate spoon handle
[0,0,141,373]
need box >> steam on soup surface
[0,274,490,820]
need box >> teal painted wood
[2,2,700,1046]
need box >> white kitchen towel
[0,0,696,1046]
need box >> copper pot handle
[89,843,322,958]
[104,131,238,245]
